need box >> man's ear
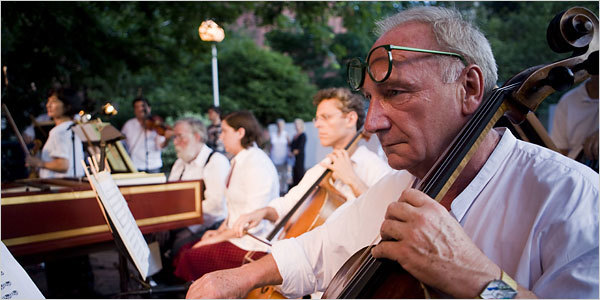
[194,132,203,143]
[461,64,484,116]
[346,111,358,128]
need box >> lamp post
[199,20,225,108]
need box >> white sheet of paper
[0,242,45,299]
[89,171,150,280]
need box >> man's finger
[380,218,409,241]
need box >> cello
[246,130,368,299]
[322,6,598,299]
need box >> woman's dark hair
[223,110,262,149]
[47,87,82,117]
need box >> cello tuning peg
[570,51,598,76]
[583,51,598,75]
[544,66,574,92]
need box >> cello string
[340,83,520,298]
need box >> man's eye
[386,90,403,97]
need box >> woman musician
[26,87,85,178]
[173,110,280,281]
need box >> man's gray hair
[176,117,208,143]
[375,6,498,94]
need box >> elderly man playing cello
[187,6,598,299]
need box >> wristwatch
[479,270,518,299]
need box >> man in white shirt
[167,117,230,255]
[232,87,391,240]
[186,6,598,299]
[121,97,170,173]
[551,75,599,169]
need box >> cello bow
[323,6,598,299]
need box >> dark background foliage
[1,1,597,174]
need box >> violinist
[25,87,85,178]
[121,96,172,173]
[187,6,598,299]
[232,87,391,240]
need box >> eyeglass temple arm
[388,45,468,65]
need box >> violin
[322,6,598,299]
[143,114,173,137]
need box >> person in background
[173,110,279,282]
[270,118,290,195]
[232,87,392,245]
[187,6,598,299]
[121,96,170,173]
[206,105,225,153]
[26,87,85,178]
[551,74,598,169]
[289,118,306,189]
[166,117,230,257]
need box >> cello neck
[265,129,364,241]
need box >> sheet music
[89,170,150,280]
[0,242,45,299]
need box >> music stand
[82,160,188,297]
[73,121,138,173]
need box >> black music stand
[83,164,188,298]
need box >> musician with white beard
[167,117,230,255]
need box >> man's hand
[186,267,253,299]
[319,149,368,197]
[186,254,284,299]
[232,209,269,238]
[371,188,500,298]
[583,130,598,161]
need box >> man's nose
[364,97,390,133]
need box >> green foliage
[2,1,597,134]
[217,36,317,125]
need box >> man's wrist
[478,270,518,299]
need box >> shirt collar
[231,143,257,165]
[450,128,516,222]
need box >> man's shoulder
[513,139,598,191]
[353,145,391,170]
[558,81,588,105]
[205,150,230,167]
[121,118,137,129]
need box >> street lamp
[199,20,225,108]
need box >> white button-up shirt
[551,78,599,154]
[272,129,599,299]
[39,120,84,178]
[226,145,279,253]
[121,118,166,171]
[268,145,392,226]
[168,144,230,230]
